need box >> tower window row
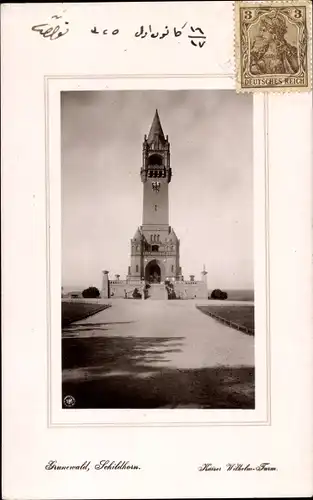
[150,234,160,242]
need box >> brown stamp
[235,1,312,92]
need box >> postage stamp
[235,1,312,92]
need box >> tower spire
[147,109,165,145]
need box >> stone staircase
[147,284,168,300]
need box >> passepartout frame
[44,74,271,428]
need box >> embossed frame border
[44,75,270,428]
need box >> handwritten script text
[32,14,69,41]
[32,14,206,48]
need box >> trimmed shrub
[82,286,100,298]
[132,288,142,299]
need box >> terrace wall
[106,279,207,299]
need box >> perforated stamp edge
[234,0,312,94]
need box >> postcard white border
[46,76,269,427]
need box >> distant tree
[82,286,100,298]
[210,289,228,300]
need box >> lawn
[62,301,111,327]
[197,305,254,335]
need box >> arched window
[136,265,139,272]
[152,245,159,252]
[148,153,163,166]
[171,265,174,272]
[150,234,153,242]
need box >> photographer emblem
[63,395,76,407]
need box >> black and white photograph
[61,89,254,410]
[4,2,313,498]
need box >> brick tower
[127,110,181,284]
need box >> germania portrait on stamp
[235,0,312,92]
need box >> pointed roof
[147,109,166,145]
[132,227,142,241]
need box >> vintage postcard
[235,0,312,92]
[2,2,312,499]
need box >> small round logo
[63,395,76,408]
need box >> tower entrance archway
[145,259,162,283]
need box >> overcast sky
[61,90,253,291]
